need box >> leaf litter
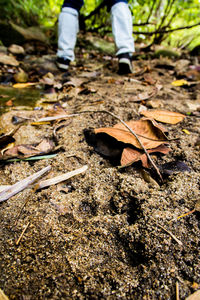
[0,39,200,300]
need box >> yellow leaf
[13,82,37,88]
[171,79,188,86]
[182,129,190,134]
[31,121,51,125]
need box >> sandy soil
[0,44,200,299]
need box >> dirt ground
[0,40,200,299]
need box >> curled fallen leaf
[85,118,170,168]
[0,138,55,160]
[95,118,168,150]
[143,73,157,85]
[130,87,158,102]
[140,109,186,124]
[0,127,20,150]
[121,144,170,167]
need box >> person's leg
[110,0,135,74]
[57,0,83,69]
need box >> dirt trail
[0,43,200,299]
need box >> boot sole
[56,62,69,70]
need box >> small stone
[8,44,25,55]
[0,54,19,66]
[13,68,28,83]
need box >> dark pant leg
[62,0,84,11]
[62,0,127,11]
[106,0,127,10]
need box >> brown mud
[0,42,200,299]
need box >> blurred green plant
[0,0,63,27]
[0,0,200,49]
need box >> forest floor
[0,35,200,300]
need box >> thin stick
[14,198,30,226]
[15,222,30,245]
[14,185,38,226]
[152,218,183,246]
[177,209,195,219]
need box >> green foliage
[1,0,200,49]
[0,0,63,27]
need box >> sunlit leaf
[140,110,186,124]
[171,79,188,86]
[95,119,168,150]
[13,82,37,88]
[182,129,190,134]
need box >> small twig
[14,185,38,226]
[146,0,156,23]
[152,217,183,246]
[37,114,77,122]
[177,209,195,219]
[15,222,30,245]
[14,198,30,226]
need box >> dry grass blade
[0,166,51,202]
[152,218,183,246]
[15,222,30,245]
[36,165,88,190]
[37,114,77,122]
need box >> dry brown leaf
[0,127,19,150]
[140,109,186,124]
[121,144,170,167]
[63,78,87,87]
[143,73,157,85]
[0,138,55,160]
[40,72,55,85]
[130,87,158,102]
[95,119,168,150]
